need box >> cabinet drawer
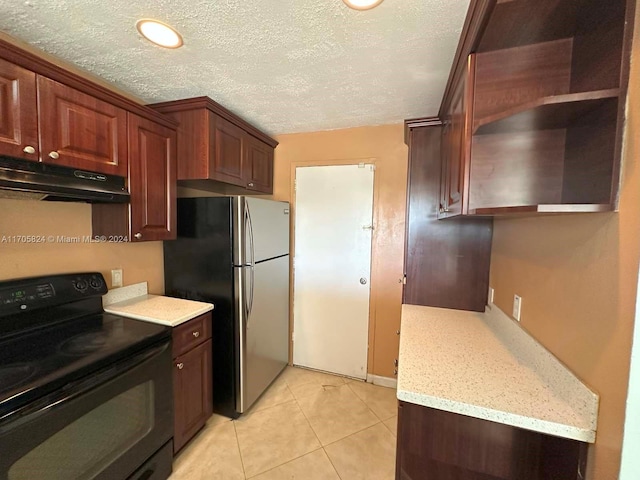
[172,312,212,358]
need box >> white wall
[620,265,640,478]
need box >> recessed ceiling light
[343,0,384,10]
[136,19,183,49]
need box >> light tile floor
[169,366,398,480]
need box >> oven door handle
[3,341,170,426]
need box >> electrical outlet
[488,287,495,305]
[111,269,123,288]
[513,294,522,321]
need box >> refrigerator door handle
[243,266,251,324]
[245,202,256,324]
[246,202,256,267]
[249,264,255,321]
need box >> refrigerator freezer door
[238,255,289,413]
[245,197,290,263]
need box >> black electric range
[0,273,174,480]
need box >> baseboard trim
[366,374,397,389]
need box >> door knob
[23,145,36,154]
[360,278,367,285]
[134,233,142,239]
[176,363,184,370]
[48,151,60,159]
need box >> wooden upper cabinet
[37,76,128,176]
[404,122,492,312]
[244,134,274,193]
[434,0,633,217]
[0,58,39,161]
[128,113,177,241]
[150,97,277,195]
[211,115,246,187]
[439,55,474,219]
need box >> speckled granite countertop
[103,283,213,327]
[397,304,599,443]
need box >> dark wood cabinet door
[244,135,274,193]
[0,59,39,161]
[128,113,176,241]
[396,401,588,480]
[37,75,128,176]
[403,125,492,312]
[440,55,475,218]
[211,115,245,186]
[173,339,213,454]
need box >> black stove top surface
[0,312,170,418]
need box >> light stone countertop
[397,304,599,443]
[103,282,214,327]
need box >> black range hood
[0,156,129,203]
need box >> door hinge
[400,275,407,285]
[291,331,295,342]
[294,179,297,191]
[370,164,376,172]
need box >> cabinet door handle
[23,146,36,154]
[176,363,184,370]
[247,182,255,188]
[192,331,200,338]
[134,233,142,239]
[48,151,60,160]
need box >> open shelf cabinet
[437,0,635,218]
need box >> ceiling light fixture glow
[342,0,384,10]
[136,19,183,48]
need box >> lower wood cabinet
[172,313,213,454]
[396,401,588,480]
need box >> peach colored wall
[489,6,640,479]
[270,124,408,378]
[0,199,165,293]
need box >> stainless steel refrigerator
[164,196,290,417]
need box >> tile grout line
[291,383,344,480]
[243,384,322,478]
[245,447,327,480]
[291,384,325,449]
[232,420,248,480]
[322,418,384,449]
[322,446,345,480]
[346,381,399,423]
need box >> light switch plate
[111,269,123,288]
[513,294,522,321]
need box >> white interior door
[293,164,374,379]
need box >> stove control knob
[89,277,103,290]
[74,279,89,292]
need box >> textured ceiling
[0,0,470,135]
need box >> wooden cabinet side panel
[396,401,588,480]
[404,126,492,312]
[0,58,39,160]
[162,109,209,180]
[173,339,213,454]
[37,75,128,176]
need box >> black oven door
[0,340,173,480]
